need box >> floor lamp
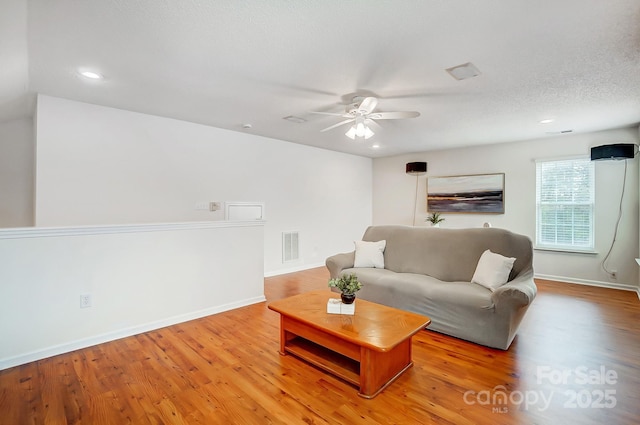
[406,162,427,226]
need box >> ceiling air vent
[445,62,481,80]
[545,129,574,135]
[282,232,299,263]
[283,115,307,124]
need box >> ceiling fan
[311,96,420,139]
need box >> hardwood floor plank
[1,269,639,424]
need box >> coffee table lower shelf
[285,337,360,387]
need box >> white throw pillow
[354,240,386,268]
[471,249,516,291]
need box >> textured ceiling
[3,0,640,157]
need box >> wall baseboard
[0,295,265,371]
[535,273,639,299]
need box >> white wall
[0,118,34,227]
[373,128,639,288]
[34,95,372,274]
[0,221,265,370]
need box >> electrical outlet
[209,202,221,211]
[80,293,92,308]
[610,270,617,279]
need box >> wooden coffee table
[268,290,431,398]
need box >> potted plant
[328,273,362,304]
[426,212,445,227]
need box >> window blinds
[535,157,595,251]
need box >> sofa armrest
[325,252,355,279]
[491,268,537,309]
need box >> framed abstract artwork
[427,173,505,214]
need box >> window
[535,157,594,252]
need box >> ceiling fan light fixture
[345,126,357,139]
[345,123,374,140]
[316,95,418,138]
[364,126,374,139]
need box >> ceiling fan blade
[357,97,378,114]
[309,111,352,118]
[364,118,382,130]
[368,111,420,120]
[320,118,355,132]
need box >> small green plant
[426,212,445,225]
[328,273,362,295]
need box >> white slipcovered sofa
[326,225,537,350]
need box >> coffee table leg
[358,338,413,398]
[279,316,287,355]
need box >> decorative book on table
[327,298,355,315]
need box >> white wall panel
[0,221,264,369]
[34,95,372,274]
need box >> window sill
[534,246,598,255]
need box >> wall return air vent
[282,232,299,263]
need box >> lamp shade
[406,162,427,175]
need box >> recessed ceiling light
[371,144,380,149]
[79,70,103,80]
[539,119,554,124]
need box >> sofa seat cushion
[342,267,513,347]
[342,268,493,310]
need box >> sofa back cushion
[361,225,533,282]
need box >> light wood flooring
[1,268,639,424]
